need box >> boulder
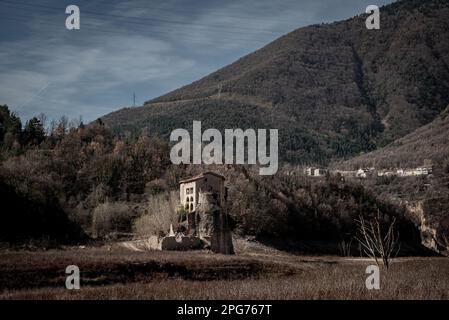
[160,234,202,251]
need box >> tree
[22,117,45,146]
[0,105,22,149]
[37,113,47,130]
[355,210,400,269]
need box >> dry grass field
[0,245,448,300]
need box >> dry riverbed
[0,245,447,300]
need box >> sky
[0,0,395,124]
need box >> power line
[0,4,278,45]
[98,1,317,25]
[0,0,288,36]
[0,12,271,46]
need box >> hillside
[102,0,449,165]
[332,105,449,255]
[335,104,449,170]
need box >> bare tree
[37,113,47,128]
[49,119,57,135]
[68,116,83,131]
[133,191,180,237]
[58,115,69,134]
[338,238,353,257]
[355,210,400,269]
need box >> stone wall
[196,192,234,254]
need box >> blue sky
[0,0,394,123]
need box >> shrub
[176,206,189,223]
[0,177,85,244]
[92,202,133,238]
[133,191,179,237]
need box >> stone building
[122,172,233,254]
[178,172,233,254]
[179,171,225,212]
[195,192,234,254]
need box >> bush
[92,202,134,238]
[0,177,85,244]
[133,191,179,237]
[176,206,189,223]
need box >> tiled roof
[179,171,225,184]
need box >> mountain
[102,0,449,165]
[335,104,449,170]
[332,105,449,255]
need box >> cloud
[0,31,196,121]
[0,0,395,122]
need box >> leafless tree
[355,210,400,269]
[339,238,353,257]
[69,116,83,130]
[133,191,180,237]
[49,119,57,134]
[37,113,47,127]
[58,115,69,134]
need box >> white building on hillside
[305,167,327,177]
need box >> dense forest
[335,105,449,171]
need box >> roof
[179,171,225,184]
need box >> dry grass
[0,246,448,300]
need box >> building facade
[179,172,225,212]
[304,167,328,177]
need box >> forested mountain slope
[103,0,449,164]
